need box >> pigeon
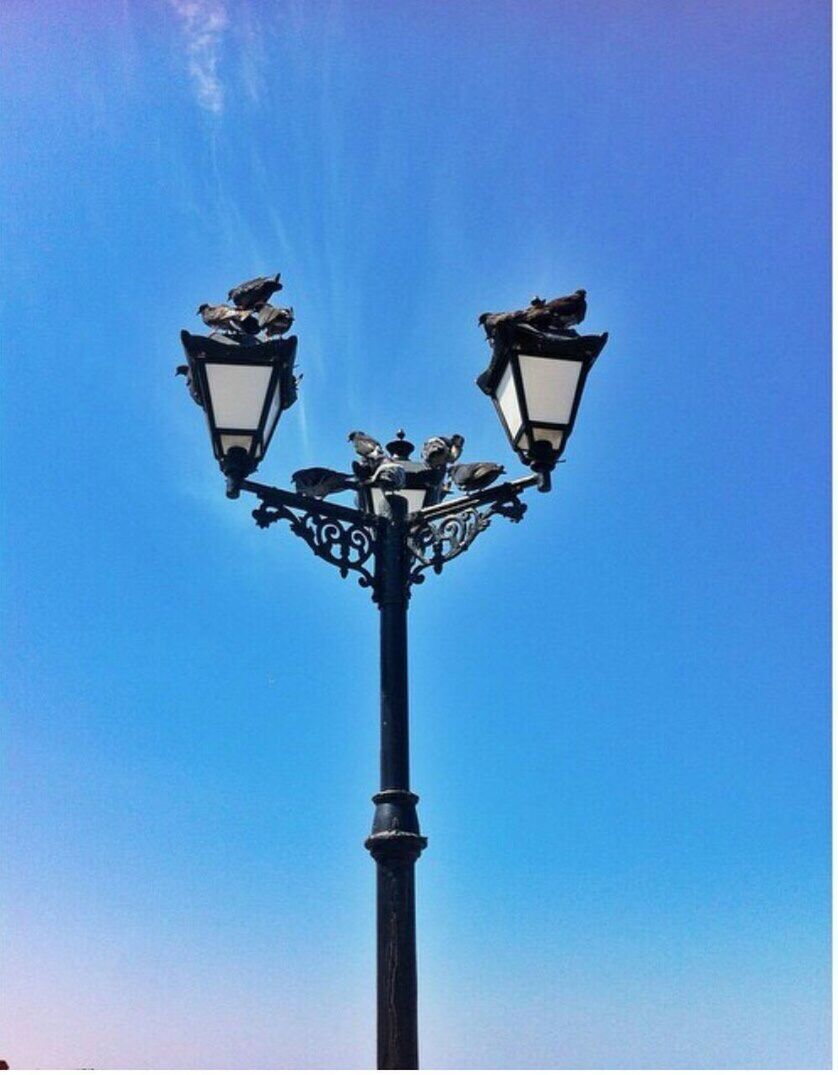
[529,290,587,329]
[175,364,204,408]
[449,461,506,492]
[227,273,282,309]
[351,458,374,481]
[369,461,406,491]
[348,431,386,462]
[422,437,448,467]
[479,289,587,341]
[292,466,355,499]
[422,434,465,468]
[198,303,260,335]
[446,434,465,463]
[257,303,295,337]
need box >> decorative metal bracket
[240,473,538,598]
[406,477,535,586]
[244,480,379,593]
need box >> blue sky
[1,0,830,1068]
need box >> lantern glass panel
[497,361,523,440]
[518,354,583,425]
[220,433,255,455]
[401,488,429,515]
[261,381,283,453]
[369,488,388,515]
[205,363,273,429]
[530,426,565,450]
[368,488,429,516]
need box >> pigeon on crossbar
[227,273,283,309]
[292,467,355,499]
[450,461,505,492]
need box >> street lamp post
[366,489,425,1070]
[177,281,608,1070]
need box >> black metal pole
[365,495,427,1070]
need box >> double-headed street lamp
[178,279,608,1070]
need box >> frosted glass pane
[371,488,388,516]
[261,383,283,454]
[206,363,272,429]
[369,488,425,515]
[220,434,254,455]
[402,489,428,515]
[530,427,565,450]
[519,355,582,424]
[497,362,522,440]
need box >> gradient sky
[1,1,830,1069]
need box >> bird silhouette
[478,289,587,341]
[257,303,295,337]
[421,434,465,468]
[292,466,355,499]
[348,431,386,462]
[175,364,204,407]
[227,273,282,309]
[446,434,465,463]
[198,303,259,335]
[450,461,505,492]
[368,461,406,491]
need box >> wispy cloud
[237,0,268,105]
[168,0,229,115]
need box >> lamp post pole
[366,494,426,1070]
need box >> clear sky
[1,1,830,1069]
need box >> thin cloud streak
[168,0,228,115]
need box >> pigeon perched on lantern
[198,303,261,335]
[478,289,588,342]
[178,272,299,496]
[369,461,407,491]
[422,434,465,468]
[175,364,204,408]
[228,273,283,308]
[476,288,608,491]
[257,304,295,337]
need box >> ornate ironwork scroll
[407,490,527,586]
[252,498,378,592]
[245,472,534,598]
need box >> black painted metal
[240,475,540,1069]
[416,474,538,522]
[179,288,609,1068]
[180,330,298,478]
[477,330,607,484]
[365,495,427,1070]
[244,480,379,591]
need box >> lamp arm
[240,479,370,526]
[237,473,542,597]
[240,479,378,592]
[414,473,539,524]
[406,474,538,585]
